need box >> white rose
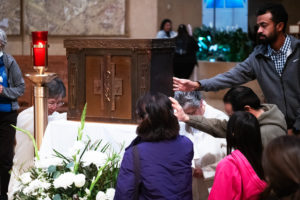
[19,172,32,184]
[40,181,51,190]
[23,186,31,195]
[53,172,75,189]
[106,188,115,200]
[96,191,107,200]
[74,174,86,188]
[81,151,107,168]
[85,188,91,196]
[23,179,42,195]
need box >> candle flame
[37,42,44,48]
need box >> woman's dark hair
[46,77,66,99]
[136,92,179,142]
[223,86,262,111]
[260,136,300,200]
[174,24,190,55]
[227,111,264,179]
[177,24,189,38]
[256,3,288,33]
[160,18,172,30]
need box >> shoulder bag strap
[133,145,141,200]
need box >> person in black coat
[173,24,199,79]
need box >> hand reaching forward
[169,97,189,122]
[173,77,200,92]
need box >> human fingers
[173,77,184,85]
[173,83,180,91]
[169,97,178,105]
[169,97,181,111]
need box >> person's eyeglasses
[48,101,65,107]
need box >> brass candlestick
[26,31,57,150]
[25,72,56,150]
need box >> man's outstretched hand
[169,97,189,122]
[173,77,201,92]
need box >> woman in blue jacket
[0,29,25,200]
[115,93,193,200]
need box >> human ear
[276,22,284,32]
[244,105,251,112]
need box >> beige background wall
[157,0,202,32]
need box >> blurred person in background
[173,24,198,79]
[260,136,300,200]
[156,18,177,38]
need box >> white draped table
[39,120,138,158]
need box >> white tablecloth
[39,120,138,158]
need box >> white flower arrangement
[96,188,115,200]
[12,104,121,200]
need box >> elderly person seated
[115,92,193,200]
[8,77,66,199]
[174,91,227,200]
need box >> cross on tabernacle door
[104,55,123,111]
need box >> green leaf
[94,140,102,151]
[101,143,110,153]
[11,125,40,160]
[78,103,87,141]
[66,162,74,169]
[53,149,71,162]
[53,171,61,179]
[53,194,62,200]
[79,140,91,161]
[48,165,56,173]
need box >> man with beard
[173,3,300,135]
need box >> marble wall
[0,0,21,35]
[25,0,125,36]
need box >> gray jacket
[187,104,287,148]
[199,36,300,130]
[1,52,25,110]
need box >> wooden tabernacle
[64,38,175,123]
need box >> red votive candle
[32,31,48,67]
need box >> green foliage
[193,25,254,62]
